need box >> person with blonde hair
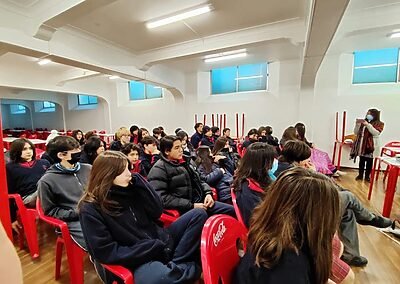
[110,127,131,151]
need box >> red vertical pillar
[194,114,198,125]
[211,114,215,127]
[203,114,206,126]
[219,114,223,131]
[223,114,227,129]
[341,111,347,142]
[235,113,239,139]
[241,113,245,138]
[0,111,12,240]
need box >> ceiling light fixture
[389,32,400,39]
[37,58,52,65]
[109,75,120,80]
[204,50,247,63]
[146,4,212,29]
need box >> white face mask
[366,114,374,122]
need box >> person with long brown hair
[279,126,298,147]
[350,108,384,182]
[78,151,207,284]
[233,142,277,228]
[235,167,341,284]
[212,136,238,175]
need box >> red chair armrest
[102,264,134,284]
[163,209,180,217]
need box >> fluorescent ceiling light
[389,32,400,38]
[204,49,247,59]
[109,75,120,80]
[235,75,263,80]
[146,4,212,29]
[37,58,52,65]
[204,52,247,63]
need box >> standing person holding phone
[350,109,384,182]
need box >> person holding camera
[196,145,234,204]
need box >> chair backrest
[230,188,246,228]
[36,199,70,236]
[201,215,248,284]
[385,141,400,148]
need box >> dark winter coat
[197,163,233,202]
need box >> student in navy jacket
[6,138,50,229]
[242,128,259,149]
[234,168,341,284]
[121,143,147,176]
[232,142,277,228]
[190,123,203,149]
[79,136,105,165]
[212,137,239,176]
[139,136,160,174]
[196,146,233,203]
[79,151,207,284]
[200,126,215,148]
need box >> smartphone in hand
[356,118,365,123]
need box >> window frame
[77,95,98,105]
[210,62,269,95]
[128,81,163,101]
[352,48,400,85]
[10,104,27,115]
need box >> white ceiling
[67,0,306,52]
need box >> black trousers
[358,156,373,178]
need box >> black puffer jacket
[197,164,233,202]
[147,155,212,214]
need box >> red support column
[194,114,198,125]
[0,112,13,240]
[223,114,227,129]
[235,113,239,139]
[241,113,245,138]
[211,114,215,127]
[219,114,223,131]
[341,111,347,142]
[203,114,206,126]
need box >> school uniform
[197,163,233,203]
[200,136,214,149]
[110,140,123,151]
[130,160,147,177]
[190,132,203,149]
[139,152,160,176]
[79,174,207,284]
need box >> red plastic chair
[8,194,39,259]
[36,199,86,284]
[237,143,245,158]
[230,188,246,228]
[201,215,248,284]
[102,264,134,284]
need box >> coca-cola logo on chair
[213,221,227,246]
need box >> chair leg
[23,210,40,259]
[55,238,64,280]
[18,224,24,250]
[66,242,85,284]
[383,165,390,182]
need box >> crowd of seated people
[3,121,399,284]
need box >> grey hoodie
[38,163,91,221]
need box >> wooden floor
[15,169,400,284]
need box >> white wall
[306,53,400,168]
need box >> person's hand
[194,203,207,210]
[220,168,226,174]
[299,159,317,172]
[204,194,215,208]
[11,220,22,234]
[362,120,369,126]
[153,149,160,155]
[214,155,226,162]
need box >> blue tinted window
[211,66,237,94]
[78,95,98,105]
[10,104,26,114]
[353,48,399,84]
[129,81,162,100]
[211,63,268,94]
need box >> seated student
[211,126,220,141]
[232,142,277,228]
[257,126,268,143]
[295,122,343,176]
[190,123,203,149]
[84,130,97,141]
[148,135,235,216]
[38,136,91,249]
[6,138,50,230]
[80,136,106,165]
[275,140,394,266]
[129,125,139,144]
[212,137,238,176]
[152,127,162,141]
[242,128,258,149]
[264,126,280,153]
[41,138,56,165]
[176,130,196,159]
[279,126,298,148]
[72,129,85,146]
[196,146,233,203]
[158,126,166,138]
[121,143,146,176]
[79,151,206,284]
[222,127,237,152]
[139,136,160,174]
[110,127,131,151]
[235,168,343,284]
[200,126,215,148]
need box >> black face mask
[68,152,81,165]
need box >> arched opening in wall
[0,98,65,132]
